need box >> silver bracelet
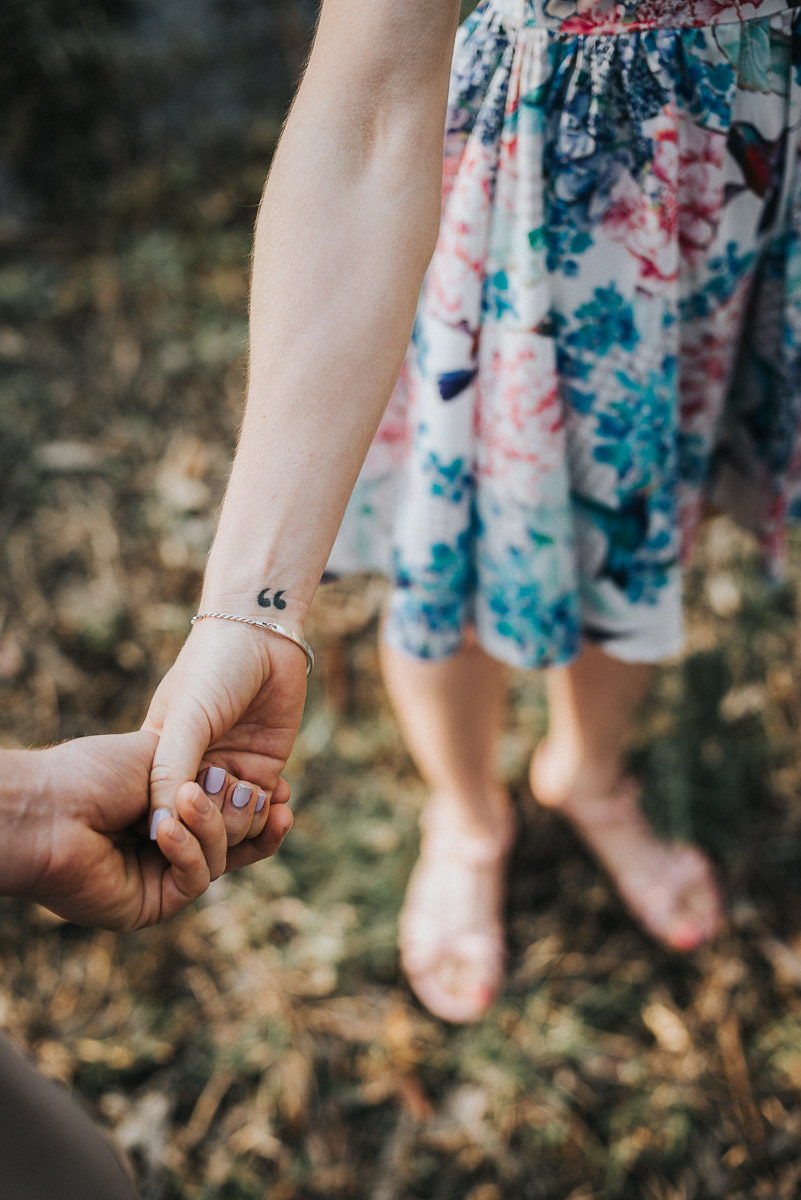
[190,612,314,677]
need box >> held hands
[4,731,293,931]
[1,611,305,931]
[143,617,308,867]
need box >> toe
[651,849,723,952]
[665,919,708,953]
[402,932,504,1024]
[409,961,498,1024]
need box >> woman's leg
[538,643,653,798]
[385,637,723,1023]
[380,634,510,834]
[380,635,513,1022]
[531,643,723,950]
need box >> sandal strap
[419,799,516,866]
[400,925,505,976]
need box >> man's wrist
[0,748,52,898]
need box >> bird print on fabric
[725,121,788,231]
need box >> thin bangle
[190,612,314,677]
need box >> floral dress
[328,0,801,668]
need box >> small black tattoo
[257,587,287,610]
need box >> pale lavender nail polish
[232,783,253,809]
[203,766,226,795]
[255,791,267,813]
[149,808,172,840]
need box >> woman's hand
[142,618,308,847]
[2,730,293,930]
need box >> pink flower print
[428,141,497,324]
[475,338,565,502]
[427,223,486,325]
[442,143,467,212]
[679,331,731,435]
[679,277,750,431]
[375,365,413,452]
[678,127,726,265]
[601,135,679,288]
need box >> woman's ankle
[422,787,515,844]
[529,738,624,810]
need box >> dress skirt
[327,0,801,668]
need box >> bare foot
[529,743,723,951]
[399,793,515,1023]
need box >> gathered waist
[488,0,800,35]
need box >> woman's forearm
[144,2,462,819]
[201,0,462,630]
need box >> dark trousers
[0,1034,137,1200]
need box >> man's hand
[1,730,292,930]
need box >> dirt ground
[4,3,801,1198]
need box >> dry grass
[4,516,801,1199]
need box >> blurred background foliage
[1,0,316,223]
[3,2,801,1198]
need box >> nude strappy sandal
[399,798,516,1023]
[530,747,722,951]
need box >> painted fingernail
[149,808,172,840]
[232,783,253,809]
[255,791,267,813]
[203,766,226,795]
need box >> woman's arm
[145,0,463,815]
[206,0,463,624]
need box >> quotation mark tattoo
[257,587,287,610]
